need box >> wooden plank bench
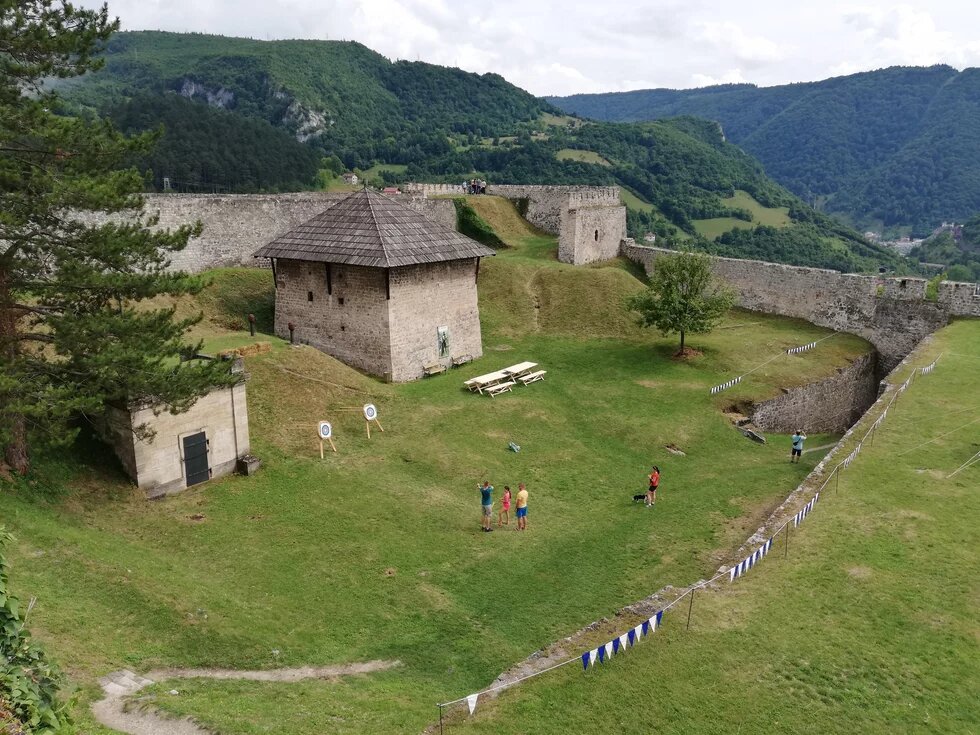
[519,370,547,385]
[452,354,473,368]
[486,380,515,397]
[423,363,447,377]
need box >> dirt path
[92,661,400,735]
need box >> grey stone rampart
[750,351,878,433]
[273,259,392,378]
[622,243,975,370]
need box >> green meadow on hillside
[1,209,877,734]
[438,320,980,735]
[692,189,793,240]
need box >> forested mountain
[54,31,905,272]
[549,66,980,235]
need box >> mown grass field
[436,320,980,734]
[0,202,877,733]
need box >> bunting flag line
[729,536,775,581]
[466,693,479,715]
[582,612,663,670]
[920,357,939,376]
[710,375,743,395]
[786,340,818,355]
[792,492,819,528]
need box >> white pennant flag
[466,693,479,715]
[619,633,629,651]
[604,641,614,659]
[633,624,643,642]
[589,648,598,666]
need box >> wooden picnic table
[465,369,511,394]
[502,361,538,378]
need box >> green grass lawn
[0,214,879,733]
[618,187,657,214]
[436,319,980,734]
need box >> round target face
[318,421,332,439]
[363,403,378,421]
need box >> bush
[453,198,506,249]
[0,529,74,733]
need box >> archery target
[363,403,378,421]
[318,421,332,439]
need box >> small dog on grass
[632,493,647,503]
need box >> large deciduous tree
[1,1,230,475]
[627,250,736,355]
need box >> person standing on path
[478,481,494,532]
[498,486,512,527]
[646,466,660,507]
[515,483,528,530]
[791,430,807,463]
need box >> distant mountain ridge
[53,31,905,273]
[548,66,980,235]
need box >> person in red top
[497,486,512,527]
[646,466,660,507]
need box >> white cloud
[690,69,749,88]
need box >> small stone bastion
[103,358,252,498]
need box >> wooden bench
[519,370,547,385]
[486,381,515,397]
[423,363,447,377]
[452,354,473,368]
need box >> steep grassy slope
[550,65,980,233]
[439,320,980,735]
[1,225,873,733]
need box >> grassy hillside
[549,65,980,234]
[0,216,876,733]
[52,31,905,273]
[435,320,980,734]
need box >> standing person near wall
[646,466,660,507]
[478,481,494,532]
[515,483,528,530]
[791,430,807,463]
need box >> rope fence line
[436,352,945,728]
[709,331,840,395]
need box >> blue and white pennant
[582,611,663,670]
[729,536,774,582]
[843,442,863,468]
[710,375,743,395]
[787,340,818,355]
[920,357,939,375]
[793,492,819,527]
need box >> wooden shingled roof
[253,189,495,268]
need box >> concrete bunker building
[103,359,252,498]
[254,189,496,381]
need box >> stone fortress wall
[79,192,456,273]
[622,242,980,372]
[402,183,627,265]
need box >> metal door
[182,432,210,487]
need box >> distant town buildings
[342,172,358,185]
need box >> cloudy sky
[84,0,980,96]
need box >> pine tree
[0,1,232,475]
[627,250,736,355]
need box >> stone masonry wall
[622,243,977,370]
[559,204,628,265]
[750,351,879,433]
[387,259,484,381]
[109,382,250,497]
[273,259,392,378]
